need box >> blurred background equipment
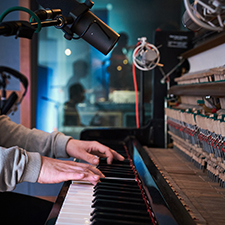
[132,37,161,128]
[0,66,28,115]
[183,0,225,31]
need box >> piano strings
[166,66,225,188]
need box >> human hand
[66,139,124,165]
[37,156,105,185]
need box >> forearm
[0,115,71,158]
[0,146,41,192]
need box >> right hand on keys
[37,156,105,185]
[65,139,125,165]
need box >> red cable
[133,42,141,128]
[132,62,139,128]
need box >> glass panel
[37,0,182,138]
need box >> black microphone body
[70,10,119,55]
[36,0,120,55]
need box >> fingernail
[93,158,99,164]
[79,173,84,178]
[94,175,100,179]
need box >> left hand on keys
[37,156,105,185]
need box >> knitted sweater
[0,115,71,191]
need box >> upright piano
[45,31,225,225]
[45,125,196,225]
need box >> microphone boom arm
[0,4,120,55]
[0,15,74,39]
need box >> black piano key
[95,180,138,187]
[99,177,138,185]
[100,172,135,179]
[100,171,134,176]
[97,168,133,174]
[93,184,141,193]
[100,162,131,167]
[98,167,133,175]
[93,188,143,198]
[98,162,131,167]
[91,198,147,211]
[99,158,131,165]
[92,194,145,204]
[98,177,138,187]
[91,206,150,217]
[91,211,153,223]
[91,218,152,225]
[89,145,155,225]
[98,165,132,171]
[97,165,133,171]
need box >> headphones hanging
[0,66,28,115]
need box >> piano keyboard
[55,183,93,224]
[55,146,157,225]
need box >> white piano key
[55,183,93,225]
[55,177,138,224]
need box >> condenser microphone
[182,9,201,32]
[182,0,225,32]
[36,0,120,55]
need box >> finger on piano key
[55,144,157,225]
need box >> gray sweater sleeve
[0,115,72,191]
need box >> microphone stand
[0,17,74,39]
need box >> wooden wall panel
[19,0,32,128]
